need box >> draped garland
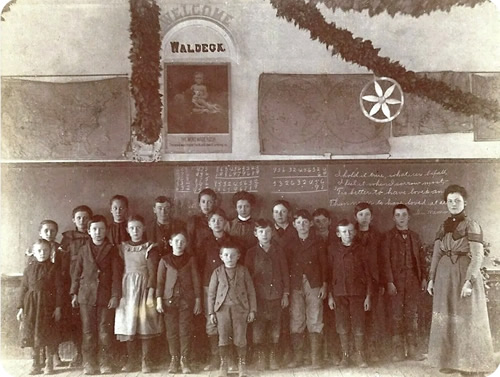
[311,0,487,18]
[129,0,163,144]
[270,0,500,122]
[127,0,499,142]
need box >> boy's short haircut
[443,184,467,201]
[170,228,188,240]
[254,218,274,230]
[72,205,93,219]
[294,209,312,221]
[219,240,241,255]
[336,218,354,230]
[392,203,410,215]
[39,219,59,232]
[110,194,129,208]
[271,199,291,212]
[198,188,217,202]
[127,214,145,225]
[87,215,108,230]
[208,208,227,221]
[354,202,373,215]
[32,238,51,250]
[312,208,330,219]
[232,191,256,206]
[154,196,173,206]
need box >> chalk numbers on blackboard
[272,166,328,194]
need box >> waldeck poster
[165,63,231,153]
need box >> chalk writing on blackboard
[329,167,449,215]
[175,165,261,194]
[272,165,328,194]
[214,166,260,193]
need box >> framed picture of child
[165,63,231,153]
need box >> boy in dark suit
[245,219,289,371]
[70,215,123,375]
[208,241,256,377]
[381,204,427,361]
[328,219,372,368]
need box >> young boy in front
[60,205,93,367]
[380,204,427,362]
[70,215,123,375]
[108,195,130,246]
[328,219,372,368]
[199,208,235,371]
[288,209,328,369]
[208,242,256,377]
[245,219,289,371]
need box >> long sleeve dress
[427,214,495,373]
[18,259,62,349]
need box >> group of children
[17,189,428,376]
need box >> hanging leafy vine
[129,0,163,144]
[270,0,500,122]
[311,0,487,18]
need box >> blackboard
[2,160,499,275]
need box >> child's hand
[328,295,335,310]
[364,295,371,311]
[421,279,427,292]
[209,313,217,325]
[247,311,255,323]
[53,307,61,321]
[318,284,327,300]
[108,297,119,309]
[193,299,202,315]
[387,282,397,296]
[16,308,23,322]
[427,280,434,296]
[156,298,164,314]
[281,294,289,309]
[71,294,79,308]
[146,288,155,308]
[379,286,385,296]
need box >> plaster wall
[1,0,499,160]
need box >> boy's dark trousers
[164,301,192,359]
[390,270,421,358]
[335,295,367,366]
[80,304,114,369]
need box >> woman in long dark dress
[427,184,496,376]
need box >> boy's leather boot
[254,345,266,371]
[30,348,42,375]
[287,332,304,368]
[44,349,54,375]
[353,335,368,368]
[392,335,406,362]
[204,335,220,371]
[218,346,229,377]
[407,333,425,361]
[269,343,279,370]
[309,332,323,369]
[339,334,350,367]
[168,356,180,374]
[237,346,247,377]
[180,355,192,374]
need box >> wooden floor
[1,357,498,377]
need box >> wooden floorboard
[0,358,498,377]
